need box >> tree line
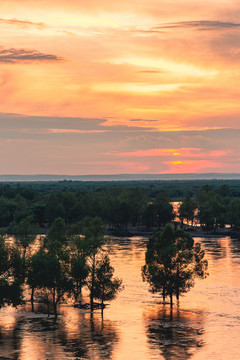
[0,183,239,233]
[179,184,240,230]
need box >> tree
[11,215,39,260]
[178,195,196,226]
[92,254,123,312]
[142,204,157,231]
[37,217,72,318]
[27,248,49,312]
[70,253,89,302]
[44,217,67,256]
[79,217,105,312]
[153,193,175,229]
[0,234,24,308]
[142,224,208,307]
[227,198,240,229]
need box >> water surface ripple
[0,236,239,360]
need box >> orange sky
[0,0,239,174]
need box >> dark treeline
[0,181,240,233]
[2,179,240,197]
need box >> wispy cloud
[28,128,110,134]
[109,147,233,159]
[110,148,201,157]
[0,18,46,29]
[0,47,63,63]
[154,20,240,31]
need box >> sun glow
[0,0,239,174]
[109,57,218,77]
[92,82,182,93]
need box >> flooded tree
[79,217,106,312]
[27,218,73,318]
[142,224,208,307]
[0,234,24,307]
[92,254,123,312]
[70,253,89,302]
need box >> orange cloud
[0,18,46,29]
[110,148,200,157]
[0,47,63,64]
[0,0,239,174]
[48,129,109,134]
[163,160,225,174]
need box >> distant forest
[0,179,239,234]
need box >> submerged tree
[70,253,89,302]
[142,224,208,307]
[92,254,123,312]
[0,234,24,308]
[27,218,72,318]
[79,217,106,312]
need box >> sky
[0,0,240,175]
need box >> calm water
[0,236,240,360]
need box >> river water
[0,235,239,360]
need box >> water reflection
[0,304,119,360]
[0,235,240,360]
[144,305,205,360]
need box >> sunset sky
[0,0,240,174]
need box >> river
[0,235,239,360]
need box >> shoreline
[108,226,240,240]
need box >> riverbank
[108,225,240,239]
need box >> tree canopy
[142,224,208,306]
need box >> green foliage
[0,235,24,307]
[142,193,174,230]
[10,215,39,257]
[0,180,239,231]
[227,198,240,228]
[79,217,105,256]
[142,224,208,306]
[178,194,196,225]
[196,188,228,229]
[70,254,89,302]
[92,254,123,307]
[44,217,67,256]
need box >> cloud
[131,29,165,35]
[111,148,201,157]
[0,47,63,64]
[22,128,110,134]
[163,159,224,174]
[136,70,164,74]
[154,20,240,31]
[0,18,46,29]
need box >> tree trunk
[90,254,95,312]
[47,301,50,318]
[31,287,35,312]
[53,289,58,319]
[101,299,104,318]
[170,293,173,308]
[176,269,179,301]
[162,286,166,302]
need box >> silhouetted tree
[142,224,208,307]
[79,217,105,312]
[92,254,123,312]
[178,195,196,226]
[0,234,24,307]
